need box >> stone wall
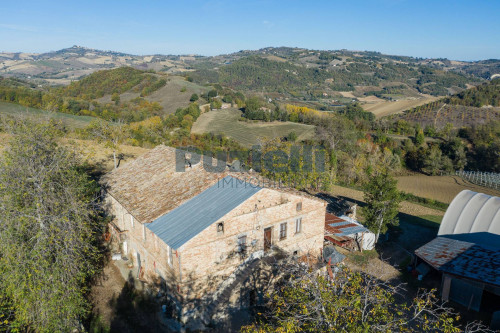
[106,188,326,300]
[105,194,181,290]
[178,189,326,296]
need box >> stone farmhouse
[103,145,327,302]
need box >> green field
[191,108,316,147]
[0,101,96,129]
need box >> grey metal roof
[328,221,352,228]
[147,176,262,250]
[337,226,369,236]
[415,236,500,287]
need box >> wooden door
[264,227,272,252]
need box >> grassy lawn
[401,214,442,229]
[346,249,379,267]
[394,214,442,251]
[0,101,96,129]
[191,108,316,147]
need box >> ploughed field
[362,96,440,118]
[392,103,500,128]
[396,174,500,204]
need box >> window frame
[279,222,287,240]
[295,217,302,234]
[217,222,224,234]
[168,247,173,267]
[296,202,302,212]
[237,235,247,252]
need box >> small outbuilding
[415,190,500,318]
[324,213,375,251]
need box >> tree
[243,259,491,333]
[181,114,194,129]
[424,145,446,175]
[207,89,217,99]
[111,92,120,105]
[315,114,356,152]
[190,93,199,102]
[210,98,222,110]
[88,119,128,169]
[441,138,467,171]
[244,96,262,113]
[0,121,101,332]
[440,122,454,140]
[287,131,297,142]
[362,170,401,243]
[415,129,425,146]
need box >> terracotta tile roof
[103,145,327,224]
[103,145,229,223]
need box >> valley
[1,0,499,330]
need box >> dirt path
[90,260,168,333]
[91,261,127,326]
[434,103,446,127]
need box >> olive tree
[242,258,492,333]
[0,121,101,332]
[87,119,128,169]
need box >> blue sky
[0,0,499,60]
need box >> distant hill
[59,67,146,99]
[445,78,500,107]
[189,47,483,97]
[1,45,499,112]
[388,79,500,128]
[0,45,198,85]
[0,67,211,120]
